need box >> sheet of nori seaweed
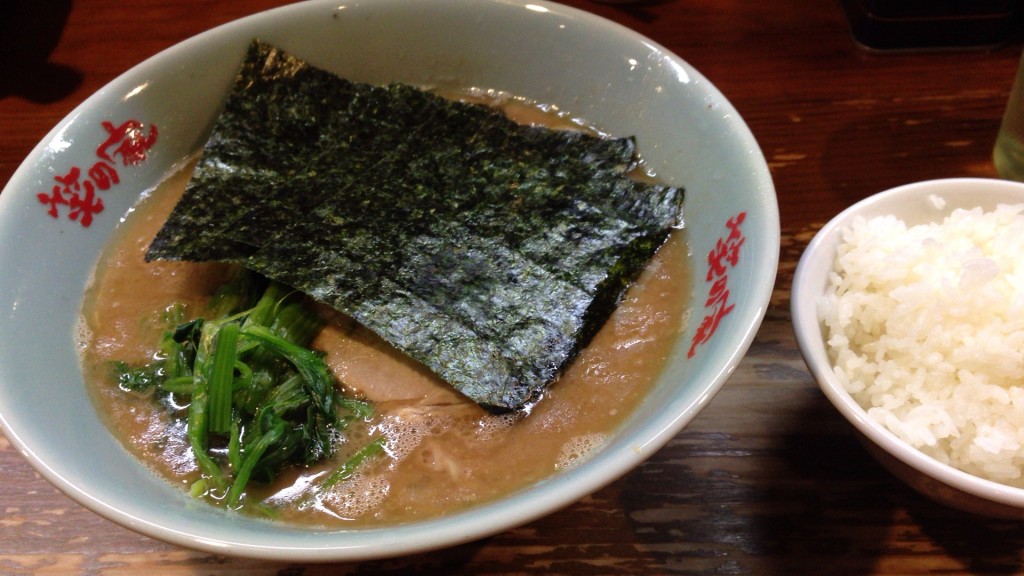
[147,41,685,411]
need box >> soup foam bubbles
[556,433,608,470]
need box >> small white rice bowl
[794,178,1024,518]
[823,201,1024,484]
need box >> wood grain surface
[3,0,1024,574]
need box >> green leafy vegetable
[147,40,685,411]
[113,270,381,510]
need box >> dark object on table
[842,0,1021,50]
[0,0,81,101]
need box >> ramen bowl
[0,0,778,561]
[792,178,1024,518]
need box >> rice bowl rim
[792,177,1024,511]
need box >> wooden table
[2,0,1024,573]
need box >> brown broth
[79,99,692,527]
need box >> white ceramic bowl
[0,0,778,560]
[793,177,1024,519]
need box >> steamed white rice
[820,200,1024,486]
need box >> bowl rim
[792,176,1024,509]
[0,0,778,561]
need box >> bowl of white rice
[792,177,1024,518]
